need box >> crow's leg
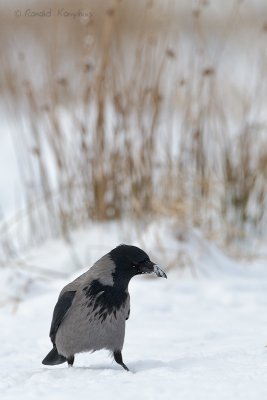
[67,355,75,367]
[113,350,129,371]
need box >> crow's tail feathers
[42,347,66,365]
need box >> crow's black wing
[49,291,76,344]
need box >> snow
[1,224,267,400]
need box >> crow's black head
[110,244,167,287]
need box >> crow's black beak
[153,263,167,278]
[138,260,167,278]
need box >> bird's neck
[112,272,131,292]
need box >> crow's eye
[132,261,140,268]
[132,257,149,267]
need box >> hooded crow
[42,244,167,371]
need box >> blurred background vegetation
[0,0,267,260]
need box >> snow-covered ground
[1,224,267,400]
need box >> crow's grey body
[55,254,130,358]
[42,244,167,370]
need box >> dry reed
[0,0,267,257]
